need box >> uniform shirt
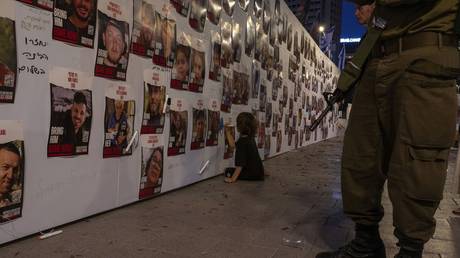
[235,136,264,180]
[375,0,459,39]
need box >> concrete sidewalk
[1,137,460,257]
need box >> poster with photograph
[48,67,92,157]
[232,20,242,63]
[189,38,205,93]
[0,120,24,223]
[253,0,262,19]
[94,1,131,81]
[153,11,176,67]
[238,0,249,12]
[259,83,266,112]
[264,134,270,159]
[221,21,233,69]
[191,102,206,150]
[262,1,270,34]
[288,54,297,82]
[294,30,299,60]
[131,0,156,57]
[269,15,276,46]
[300,31,305,54]
[245,16,255,57]
[103,83,135,158]
[224,125,235,159]
[209,30,221,81]
[18,0,53,11]
[232,65,249,105]
[53,0,97,48]
[266,102,272,127]
[271,113,278,136]
[142,67,167,134]
[254,21,263,62]
[287,23,292,51]
[274,0,280,24]
[139,135,164,199]
[168,99,187,156]
[171,32,191,91]
[189,0,206,33]
[207,0,221,25]
[257,114,265,148]
[223,0,235,16]
[221,68,232,113]
[282,85,287,107]
[171,0,190,17]
[276,130,281,152]
[251,61,260,99]
[272,76,280,101]
[206,99,220,146]
[0,1,17,103]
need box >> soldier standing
[317,0,460,257]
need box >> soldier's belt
[372,32,458,58]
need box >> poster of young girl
[171,32,191,91]
[142,66,168,134]
[139,135,164,199]
[94,0,131,81]
[48,67,92,157]
[189,38,205,93]
[0,120,25,223]
[103,83,135,158]
[206,99,220,147]
[168,98,187,156]
[191,100,206,150]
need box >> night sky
[340,2,365,38]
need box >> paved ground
[1,137,460,258]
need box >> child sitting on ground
[224,112,265,183]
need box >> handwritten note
[16,5,51,78]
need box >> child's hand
[224,177,235,183]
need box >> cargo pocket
[400,71,457,148]
[403,146,449,201]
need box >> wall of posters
[0,0,341,245]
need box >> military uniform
[318,0,460,257]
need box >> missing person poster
[245,16,254,57]
[189,0,206,33]
[232,21,242,63]
[168,98,187,156]
[207,0,221,25]
[224,125,234,159]
[142,67,168,134]
[153,11,176,67]
[171,0,189,17]
[191,100,206,150]
[259,83,266,112]
[209,30,221,82]
[171,32,191,91]
[48,67,92,157]
[232,65,249,105]
[257,113,265,148]
[52,0,97,48]
[221,68,232,113]
[103,83,135,158]
[131,0,156,57]
[0,1,17,103]
[223,0,235,16]
[189,38,205,93]
[221,21,233,69]
[94,0,131,81]
[0,120,24,223]
[139,134,164,199]
[238,0,249,12]
[18,0,53,11]
[253,0,262,19]
[206,99,220,147]
[251,61,260,99]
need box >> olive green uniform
[342,0,460,247]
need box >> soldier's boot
[316,224,386,258]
